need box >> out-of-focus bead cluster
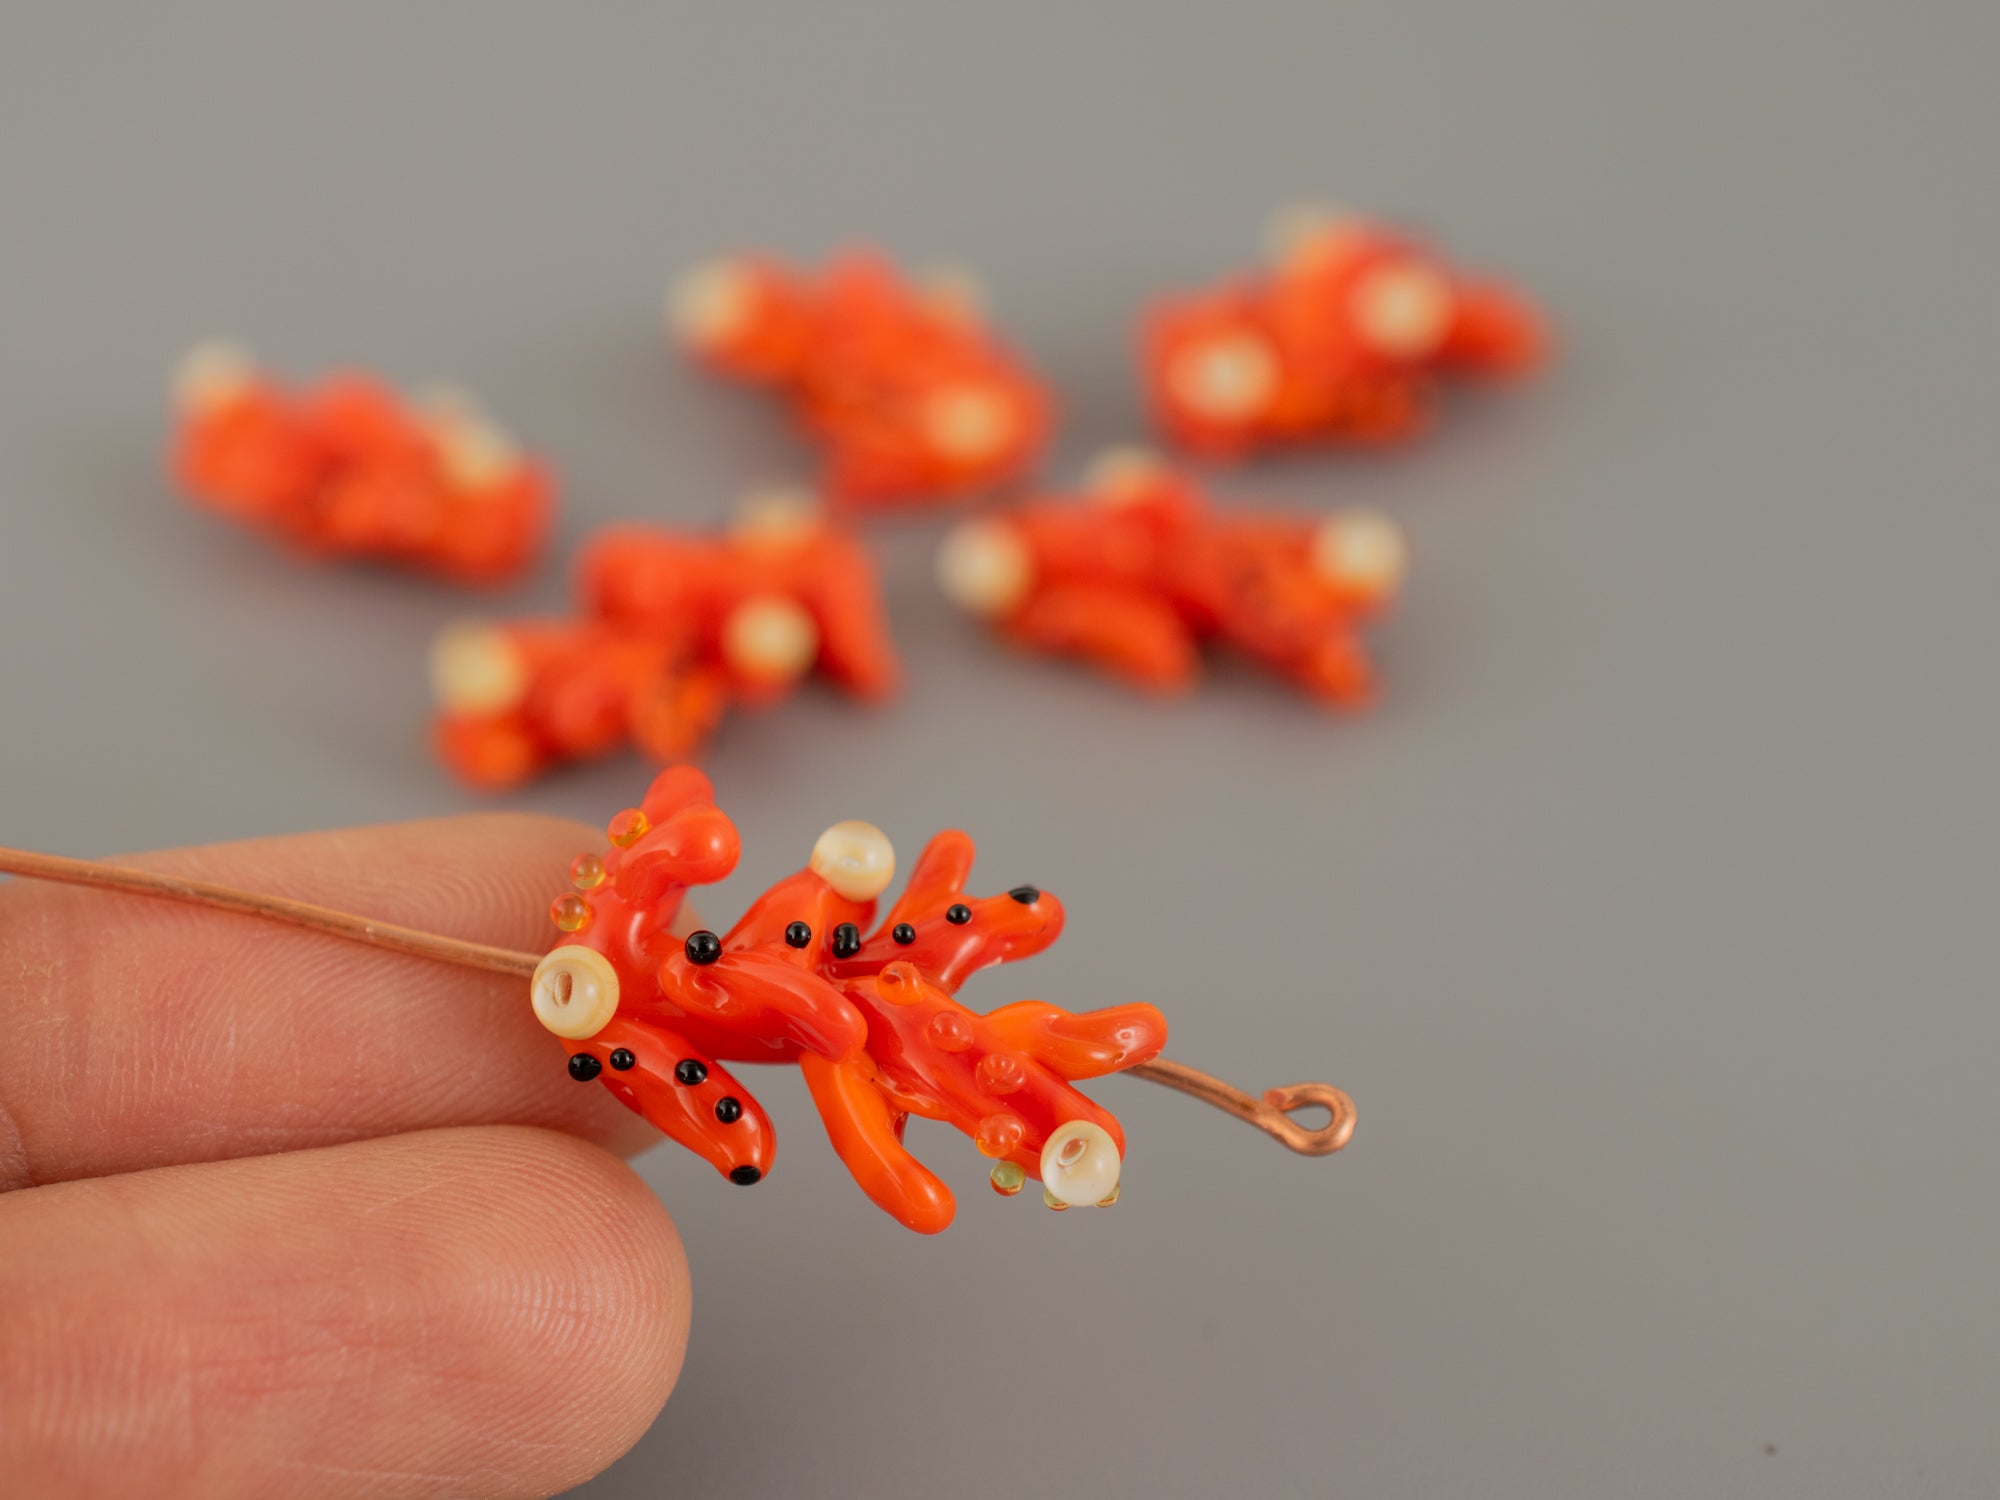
[1143,207,1544,456]
[165,208,1545,785]
[938,450,1407,704]
[669,252,1051,508]
[429,490,897,788]
[169,343,554,584]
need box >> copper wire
[0,847,1351,1157]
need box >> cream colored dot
[429,620,529,714]
[721,595,819,684]
[731,485,823,545]
[172,340,256,413]
[1083,445,1167,504]
[923,382,1015,463]
[921,263,988,323]
[435,417,521,491]
[1041,1121,1121,1207]
[1262,200,1365,265]
[1310,510,1408,600]
[809,820,896,902]
[1350,262,1453,360]
[1166,332,1278,422]
[531,944,620,1040]
[935,518,1033,618]
[668,260,754,348]
[413,383,483,425]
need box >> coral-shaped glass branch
[431,491,898,788]
[938,453,1407,705]
[1144,206,1545,456]
[529,766,1167,1232]
[168,343,554,583]
[670,252,1050,508]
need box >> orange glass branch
[168,344,554,583]
[940,457,1405,704]
[1142,207,1546,457]
[430,494,899,789]
[670,252,1050,509]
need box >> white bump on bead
[809,820,896,902]
[1262,200,1364,264]
[439,420,521,491]
[172,340,256,413]
[1040,1121,1121,1207]
[429,620,530,714]
[935,518,1033,618]
[412,385,521,490]
[1083,445,1167,504]
[921,263,988,323]
[1166,332,1278,422]
[413,383,481,424]
[923,382,1015,462]
[1349,263,1453,360]
[1310,510,1408,601]
[668,260,753,347]
[721,595,820,684]
[531,945,621,1040]
[730,485,823,544]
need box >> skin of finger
[0,1126,689,1500]
[0,814,661,1191]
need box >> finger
[0,1126,687,1500]
[0,813,660,1189]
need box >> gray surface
[3,3,1998,1496]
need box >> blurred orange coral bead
[167,347,554,582]
[670,252,1050,510]
[1140,209,1545,458]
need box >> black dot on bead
[568,1053,602,1082]
[946,903,973,925]
[892,922,917,945]
[831,922,862,959]
[729,1165,763,1186]
[1008,885,1041,905]
[715,1096,743,1124]
[674,1058,708,1087]
[609,1048,636,1072]
[784,920,812,949]
[684,929,723,965]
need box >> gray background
[3,3,1997,1496]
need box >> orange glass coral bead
[1142,207,1546,457]
[168,343,555,584]
[528,765,1167,1232]
[669,253,1050,509]
[937,452,1406,705]
[431,491,899,787]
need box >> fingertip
[0,1127,692,1499]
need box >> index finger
[0,813,658,1190]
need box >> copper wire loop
[1129,1059,1357,1156]
[0,847,1352,1153]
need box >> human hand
[0,815,688,1498]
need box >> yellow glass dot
[570,852,606,890]
[1042,1185,1069,1211]
[990,1161,1025,1197]
[1095,1183,1121,1208]
[550,893,593,933]
[607,808,650,848]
